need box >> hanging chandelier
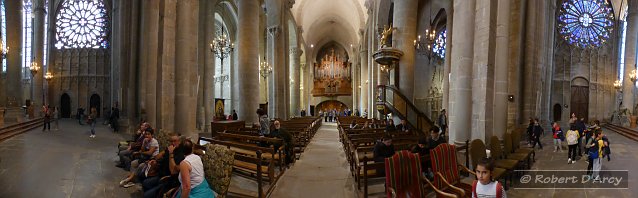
[30,59,40,75]
[209,26,234,60]
[414,28,437,58]
[259,58,272,78]
[45,71,54,81]
[413,5,445,59]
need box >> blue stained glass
[558,0,614,48]
[432,30,446,59]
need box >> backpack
[472,180,503,198]
[588,139,599,160]
[602,136,611,161]
[566,130,578,145]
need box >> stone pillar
[360,48,369,115]
[32,0,45,112]
[449,0,476,145]
[442,2,453,113]
[145,0,160,126]
[472,0,497,141]
[127,0,141,124]
[237,0,260,124]
[5,0,23,107]
[204,0,216,132]
[623,0,638,113]
[290,47,301,116]
[393,0,418,100]
[267,25,287,119]
[175,0,199,136]
[159,0,176,133]
[494,0,510,139]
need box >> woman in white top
[176,139,215,198]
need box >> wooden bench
[199,137,277,182]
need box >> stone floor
[270,122,356,198]
[507,128,638,198]
[0,119,138,198]
[1,119,637,198]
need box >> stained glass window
[432,29,446,59]
[1,0,6,73]
[55,0,108,49]
[23,0,33,79]
[558,0,614,48]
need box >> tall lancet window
[213,13,232,115]
[1,0,6,73]
[432,29,446,59]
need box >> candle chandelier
[209,26,234,60]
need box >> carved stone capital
[287,0,295,9]
[290,48,303,56]
[268,25,281,38]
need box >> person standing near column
[42,105,51,131]
[89,107,97,138]
[53,107,59,131]
[438,109,448,136]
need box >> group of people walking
[540,113,612,181]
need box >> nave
[1,118,638,197]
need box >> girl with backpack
[566,124,580,164]
[552,122,564,152]
[472,157,506,198]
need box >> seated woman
[175,139,215,198]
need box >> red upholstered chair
[430,143,474,198]
[385,150,455,198]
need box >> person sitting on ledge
[174,139,216,198]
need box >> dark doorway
[61,93,71,118]
[553,104,562,122]
[310,105,315,116]
[570,86,589,122]
[90,94,101,118]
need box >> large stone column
[449,0,476,145]
[360,48,369,115]
[5,0,23,107]
[493,0,510,139]
[442,2,453,113]
[623,0,638,113]
[472,0,497,141]
[144,0,160,126]
[237,0,260,124]
[32,0,45,111]
[393,0,418,100]
[290,47,301,116]
[204,0,216,132]
[175,0,199,136]
[267,24,287,119]
[159,0,176,132]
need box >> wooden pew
[199,137,277,182]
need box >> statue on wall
[379,24,396,48]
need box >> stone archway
[315,100,349,114]
[60,93,71,118]
[570,77,589,122]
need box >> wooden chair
[511,129,535,162]
[430,143,474,197]
[505,132,534,168]
[491,135,528,169]
[385,150,455,198]
[469,139,509,189]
